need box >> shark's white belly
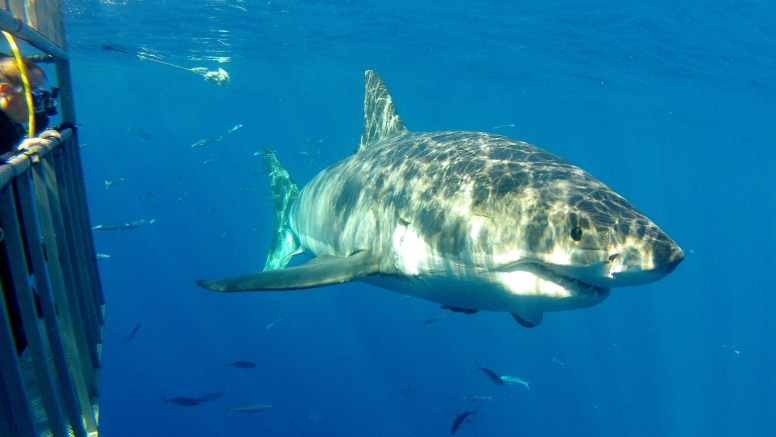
[295,220,609,314]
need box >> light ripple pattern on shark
[196,70,684,327]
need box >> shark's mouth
[520,262,610,298]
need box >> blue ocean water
[59,1,776,435]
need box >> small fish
[476,364,504,386]
[552,357,565,369]
[207,208,215,212]
[296,151,320,157]
[191,136,223,148]
[197,392,223,403]
[400,295,413,301]
[500,375,530,389]
[301,138,323,144]
[127,126,151,140]
[79,143,88,148]
[238,187,262,192]
[492,123,515,129]
[122,220,146,229]
[92,222,128,231]
[227,124,243,133]
[203,156,222,164]
[423,314,447,325]
[226,361,257,369]
[149,218,157,225]
[721,344,741,354]
[462,395,492,401]
[121,322,143,344]
[96,253,111,260]
[225,403,273,414]
[222,231,231,238]
[161,396,201,406]
[175,197,185,203]
[266,317,285,330]
[173,173,187,179]
[451,407,479,434]
[401,386,412,396]
[190,67,209,73]
[105,178,128,190]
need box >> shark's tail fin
[262,148,302,271]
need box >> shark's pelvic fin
[355,70,407,154]
[263,148,302,271]
[511,311,543,328]
[196,251,380,292]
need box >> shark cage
[1,1,104,436]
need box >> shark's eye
[570,226,582,241]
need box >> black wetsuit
[0,109,25,160]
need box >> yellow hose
[2,30,35,138]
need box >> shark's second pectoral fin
[196,250,380,292]
[511,311,543,328]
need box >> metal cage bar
[0,180,69,437]
[1,129,103,437]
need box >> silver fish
[423,314,447,325]
[105,178,128,190]
[191,136,222,148]
[92,222,128,231]
[225,403,272,414]
[121,322,143,344]
[266,317,285,330]
[500,375,530,389]
[477,364,504,386]
[127,126,151,140]
[228,124,243,133]
[123,220,146,229]
[462,395,492,401]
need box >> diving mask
[31,87,59,116]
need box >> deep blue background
[56,0,776,435]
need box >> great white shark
[196,71,684,327]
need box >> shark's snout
[652,242,684,275]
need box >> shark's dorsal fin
[355,70,407,154]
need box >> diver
[0,56,61,160]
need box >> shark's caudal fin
[354,70,407,154]
[195,147,382,292]
[262,148,302,271]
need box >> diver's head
[0,57,57,123]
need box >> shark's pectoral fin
[511,311,543,328]
[196,250,380,292]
